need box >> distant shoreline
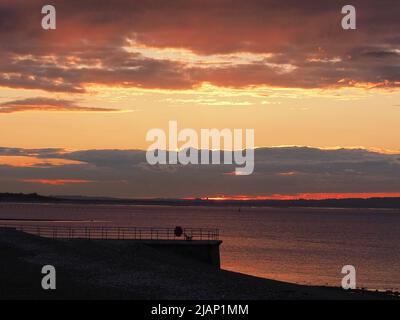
[1,192,400,209]
[0,218,104,222]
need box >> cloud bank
[0,146,399,198]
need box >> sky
[0,0,399,198]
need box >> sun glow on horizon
[197,193,400,201]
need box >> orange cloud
[277,171,298,176]
[20,179,92,185]
[0,97,123,113]
[0,156,83,167]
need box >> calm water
[1,203,399,291]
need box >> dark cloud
[0,49,195,92]
[46,149,145,167]
[0,97,122,113]
[1,146,399,198]
[0,0,398,92]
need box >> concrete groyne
[142,240,222,267]
[0,224,222,267]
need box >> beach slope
[0,228,396,300]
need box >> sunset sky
[0,0,399,198]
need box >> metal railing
[0,224,219,241]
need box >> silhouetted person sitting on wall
[174,226,193,241]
